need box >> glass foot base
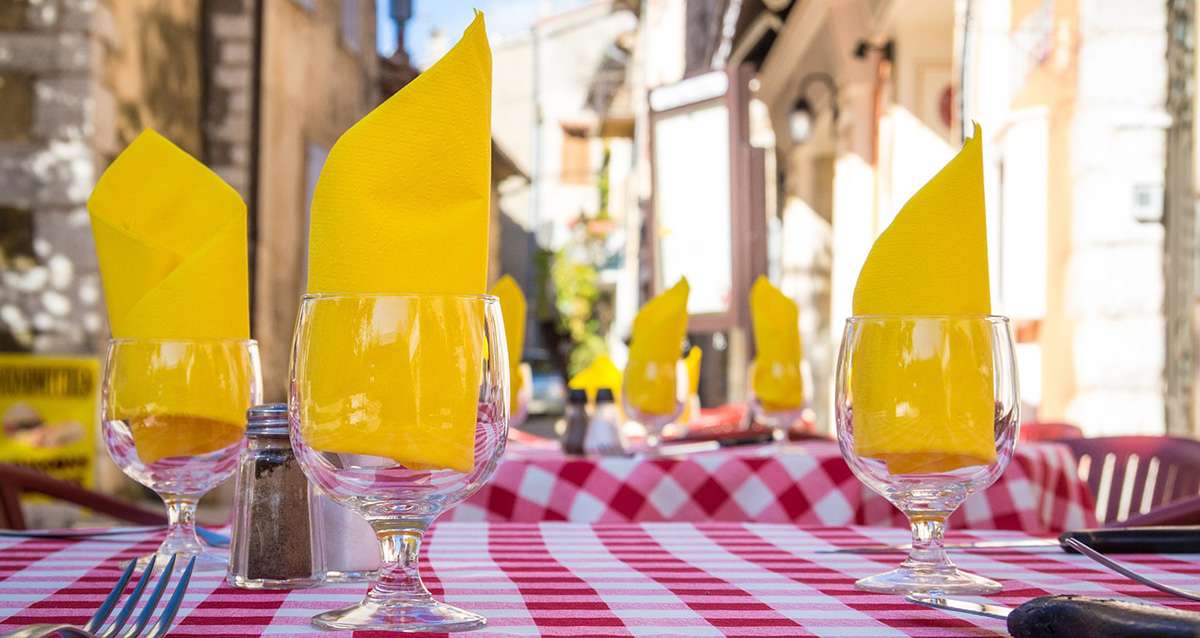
[320,568,379,584]
[312,599,486,633]
[855,565,1002,595]
[136,548,227,573]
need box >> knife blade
[909,593,1200,638]
[823,538,1059,554]
[0,526,231,547]
[906,593,1012,619]
[823,526,1200,554]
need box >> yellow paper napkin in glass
[568,354,623,403]
[625,278,689,415]
[680,346,702,423]
[851,123,995,474]
[490,275,526,412]
[684,346,702,397]
[299,13,492,474]
[749,276,804,411]
[87,129,252,463]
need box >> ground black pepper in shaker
[562,389,590,455]
[228,403,323,589]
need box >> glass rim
[107,337,259,346]
[845,314,1010,323]
[301,292,499,303]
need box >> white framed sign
[652,102,733,315]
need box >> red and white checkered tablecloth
[3,523,1199,637]
[451,442,1096,534]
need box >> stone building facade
[744,0,1192,436]
[1,1,534,406]
[252,0,379,398]
[0,0,382,401]
[0,0,206,357]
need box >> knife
[0,526,232,547]
[909,592,1200,638]
[823,526,1200,554]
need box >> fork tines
[84,554,196,638]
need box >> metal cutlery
[823,537,1061,554]
[0,526,231,547]
[2,554,195,638]
[824,526,1200,554]
[1064,537,1200,603]
[909,592,1200,637]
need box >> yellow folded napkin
[680,346,702,423]
[684,346,702,396]
[298,13,492,474]
[851,123,995,474]
[89,130,249,340]
[491,275,526,412]
[568,354,623,403]
[749,277,804,411]
[625,278,689,415]
[88,130,252,463]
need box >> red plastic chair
[1055,436,1200,526]
[1020,421,1083,442]
[1120,494,1200,526]
[0,463,166,530]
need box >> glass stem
[160,495,203,555]
[369,526,433,604]
[904,513,951,569]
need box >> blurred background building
[1,0,1199,455]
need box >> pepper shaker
[562,388,590,454]
[228,403,324,589]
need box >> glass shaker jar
[228,403,324,589]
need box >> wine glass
[748,359,806,447]
[622,357,683,453]
[835,315,1019,594]
[101,338,261,571]
[289,293,508,632]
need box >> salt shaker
[584,388,625,454]
[314,491,381,582]
[228,403,323,589]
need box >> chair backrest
[0,463,166,530]
[1020,421,1083,442]
[1056,436,1200,525]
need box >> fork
[1063,537,1200,602]
[2,554,196,638]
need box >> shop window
[0,74,33,143]
[0,208,34,269]
[561,124,591,185]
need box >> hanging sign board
[0,353,99,488]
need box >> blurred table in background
[454,441,1096,534]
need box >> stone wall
[0,0,205,356]
[254,0,378,399]
[203,0,256,201]
[0,0,107,355]
[1064,0,1169,434]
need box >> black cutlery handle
[1008,595,1200,638]
[1060,526,1200,554]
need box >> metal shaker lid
[246,403,289,438]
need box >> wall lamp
[790,72,838,143]
[853,39,894,61]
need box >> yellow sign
[0,354,99,488]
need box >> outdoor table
[452,441,1096,534]
[3,522,1199,636]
